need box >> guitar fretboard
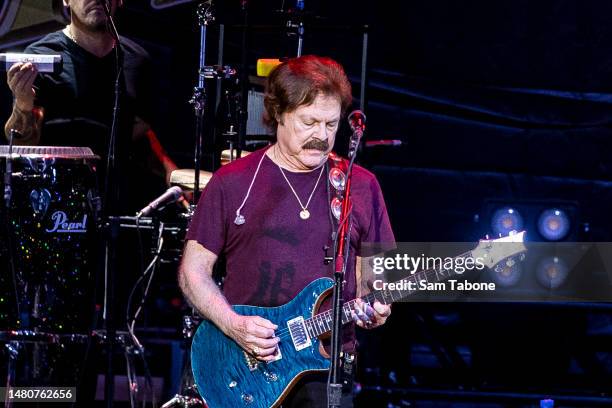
[304,250,473,338]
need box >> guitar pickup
[287,316,312,351]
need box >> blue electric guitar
[190,232,526,408]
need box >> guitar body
[190,232,528,407]
[191,278,334,408]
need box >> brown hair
[263,55,353,130]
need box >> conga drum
[0,146,100,335]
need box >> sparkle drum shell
[0,146,100,335]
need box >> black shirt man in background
[4,0,178,212]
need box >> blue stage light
[536,256,569,289]
[537,209,570,241]
[491,207,524,237]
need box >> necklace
[64,26,117,51]
[65,26,78,45]
[275,155,325,220]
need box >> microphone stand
[285,0,306,57]
[328,124,364,408]
[99,1,123,406]
[3,129,21,408]
[189,1,215,203]
[4,129,16,209]
[4,130,19,323]
[295,0,305,56]
[235,0,250,166]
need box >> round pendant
[299,209,310,220]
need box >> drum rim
[0,145,100,160]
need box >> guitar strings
[269,250,475,340]
[264,297,375,341]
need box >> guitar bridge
[242,346,282,371]
[243,352,259,371]
[287,316,312,351]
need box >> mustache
[302,139,329,151]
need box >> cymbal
[170,169,213,191]
[221,149,251,165]
[171,150,251,191]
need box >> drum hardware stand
[4,130,20,321]
[235,0,250,169]
[101,215,184,406]
[102,197,158,408]
[220,85,240,163]
[102,215,120,408]
[285,0,306,56]
[3,129,21,408]
[98,1,124,406]
[92,330,153,408]
[3,340,20,408]
[4,129,17,208]
[224,125,238,162]
[199,65,239,169]
[189,1,215,203]
[160,316,205,408]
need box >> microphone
[136,186,183,218]
[347,110,366,136]
[347,110,366,157]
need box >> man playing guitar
[179,55,395,407]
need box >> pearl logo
[45,211,88,233]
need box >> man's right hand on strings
[225,314,280,362]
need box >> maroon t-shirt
[186,147,395,308]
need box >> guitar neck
[304,250,473,338]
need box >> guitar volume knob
[263,370,278,382]
[228,380,237,388]
[242,393,254,404]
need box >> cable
[124,221,164,407]
[126,223,163,348]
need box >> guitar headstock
[472,231,527,269]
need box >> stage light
[536,256,569,289]
[537,209,570,241]
[491,207,524,237]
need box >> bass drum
[0,146,100,335]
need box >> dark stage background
[2,1,612,407]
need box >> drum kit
[0,10,256,406]
[0,142,251,406]
[0,0,314,405]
